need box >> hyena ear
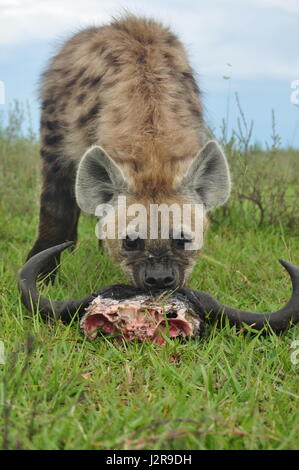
[182,140,231,210]
[75,146,127,214]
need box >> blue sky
[0,0,299,147]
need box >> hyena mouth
[132,258,182,292]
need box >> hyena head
[75,140,231,290]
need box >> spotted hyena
[28,15,231,290]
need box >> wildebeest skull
[18,242,299,336]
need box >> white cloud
[0,0,298,80]
[0,0,109,45]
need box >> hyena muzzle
[27,15,231,290]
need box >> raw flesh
[80,295,201,345]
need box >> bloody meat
[80,295,202,345]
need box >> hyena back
[28,15,230,289]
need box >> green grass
[0,139,299,450]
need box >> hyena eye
[123,236,144,251]
[172,234,192,250]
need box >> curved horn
[19,243,299,334]
[18,242,94,322]
[183,259,299,333]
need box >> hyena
[28,15,231,290]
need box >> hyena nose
[144,275,176,289]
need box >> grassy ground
[0,138,299,450]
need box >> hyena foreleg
[27,146,80,282]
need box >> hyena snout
[136,258,180,291]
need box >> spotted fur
[28,15,230,286]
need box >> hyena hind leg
[27,157,80,283]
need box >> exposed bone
[80,295,202,344]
